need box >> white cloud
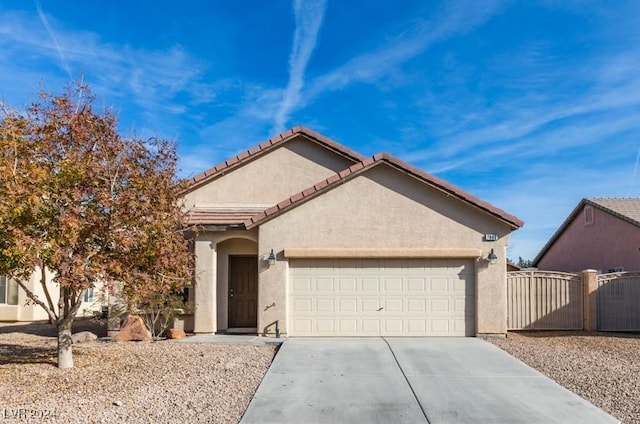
[34,0,71,79]
[307,1,504,97]
[273,0,326,133]
[0,9,218,131]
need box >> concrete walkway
[240,338,618,424]
[178,334,284,345]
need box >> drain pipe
[275,320,280,338]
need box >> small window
[584,206,594,225]
[0,276,19,305]
[83,287,94,302]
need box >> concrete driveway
[240,338,618,424]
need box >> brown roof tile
[277,198,292,209]
[186,208,267,225]
[588,198,640,226]
[326,174,340,184]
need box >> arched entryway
[216,237,258,332]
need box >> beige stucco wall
[0,269,104,322]
[183,136,356,210]
[256,166,512,336]
[193,229,259,333]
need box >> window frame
[0,276,19,305]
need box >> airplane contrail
[34,0,72,79]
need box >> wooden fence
[507,271,583,330]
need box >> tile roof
[587,198,640,227]
[182,126,366,193]
[533,197,640,265]
[186,208,267,226]
[243,153,524,230]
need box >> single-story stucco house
[533,197,640,273]
[182,127,523,337]
[0,272,104,322]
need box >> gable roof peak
[182,126,366,193]
[533,197,640,265]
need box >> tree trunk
[57,320,74,369]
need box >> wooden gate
[597,272,640,331]
[507,271,583,330]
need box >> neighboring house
[507,261,521,272]
[534,198,640,273]
[0,272,104,322]
[182,127,523,337]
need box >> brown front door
[228,255,258,328]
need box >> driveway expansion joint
[382,337,431,424]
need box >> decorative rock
[165,328,186,340]
[71,331,98,344]
[114,315,152,342]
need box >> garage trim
[284,248,482,259]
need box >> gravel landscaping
[489,331,640,424]
[0,319,276,424]
[3,322,638,424]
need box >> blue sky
[1,1,639,261]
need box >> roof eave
[245,154,524,231]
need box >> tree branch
[15,279,58,323]
[39,263,58,320]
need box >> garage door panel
[407,278,426,291]
[292,278,311,292]
[338,298,357,312]
[362,319,381,333]
[293,319,312,334]
[407,298,426,312]
[430,319,450,334]
[289,258,475,336]
[384,278,403,291]
[338,278,357,291]
[362,298,381,312]
[383,298,403,312]
[316,299,335,312]
[408,319,427,333]
[430,298,450,314]
[339,319,357,332]
[430,278,449,292]
[316,319,334,332]
[384,319,403,333]
[293,298,312,313]
[362,278,380,291]
[316,278,334,291]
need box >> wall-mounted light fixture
[487,248,498,265]
[267,249,276,266]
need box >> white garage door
[289,258,475,336]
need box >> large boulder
[114,315,152,342]
[165,328,186,340]
[71,331,98,344]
